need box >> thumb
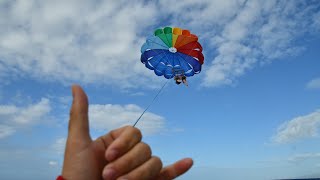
[67,85,91,146]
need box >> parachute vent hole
[168,47,177,53]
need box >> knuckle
[131,127,142,140]
[123,126,142,141]
[152,156,163,167]
[98,136,108,149]
[140,142,152,156]
[109,128,118,140]
[123,125,132,130]
[117,139,130,150]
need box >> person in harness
[174,75,182,85]
[174,74,188,86]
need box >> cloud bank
[0,98,51,138]
[306,77,320,90]
[0,0,319,88]
[89,104,165,135]
[272,109,320,144]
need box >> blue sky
[0,0,320,179]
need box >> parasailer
[133,26,204,127]
[174,75,188,86]
[140,27,204,86]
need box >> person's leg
[182,78,188,86]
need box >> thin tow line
[133,80,169,127]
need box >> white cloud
[0,0,319,88]
[288,152,320,163]
[89,104,165,135]
[0,125,16,138]
[272,109,320,144]
[48,161,58,166]
[52,137,66,155]
[160,0,319,87]
[306,78,320,90]
[312,11,320,32]
[0,0,160,89]
[0,98,51,138]
[158,0,244,27]
[0,98,50,125]
[200,1,316,87]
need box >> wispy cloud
[288,152,320,163]
[52,137,66,155]
[48,161,58,167]
[312,10,320,32]
[0,125,15,138]
[272,109,320,144]
[200,1,318,87]
[89,104,165,135]
[0,98,51,138]
[306,77,320,90]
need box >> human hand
[61,85,193,180]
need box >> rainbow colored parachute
[141,27,204,79]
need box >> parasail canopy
[141,27,204,79]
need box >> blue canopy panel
[141,49,167,65]
[176,52,202,75]
[141,35,168,53]
[141,49,202,79]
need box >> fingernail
[107,149,118,161]
[103,168,116,180]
